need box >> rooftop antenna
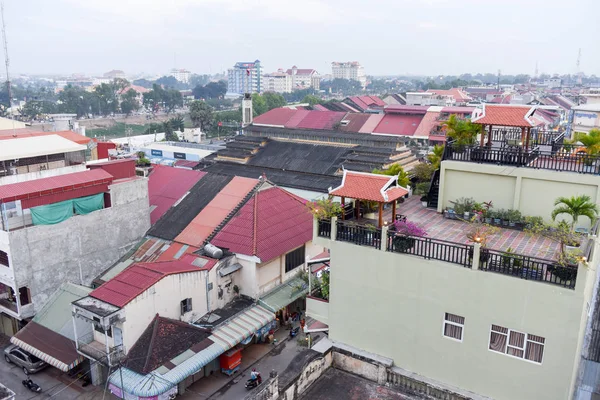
[534,61,538,80]
[576,48,582,85]
[497,69,501,90]
[0,1,14,136]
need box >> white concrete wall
[324,236,594,400]
[306,297,329,325]
[119,270,209,353]
[7,179,150,316]
[440,161,600,229]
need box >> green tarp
[30,193,105,226]
[31,200,74,226]
[73,193,104,215]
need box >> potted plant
[391,220,427,253]
[483,210,493,224]
[420,195,428,207]
[499,209,510,226]
[306,198,343,220]
[507,209,522,228]
[492,210,502,225]
[524,215,544,230]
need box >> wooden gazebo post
[487,125,493,146]
[480,124,486,146]
[391,200,396,223]
[341,196,345,220]
[525,127,531,151]
[378,202,383,228]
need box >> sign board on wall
[151,149,163,157]
[173,152,186,160]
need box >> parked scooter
[22,378,42,393]
[289,326,300,338]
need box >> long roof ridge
[143,314,161,373]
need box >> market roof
[147,165,206,225]
[329,170,409,203]
[123,315,213,375]
[0,168,113,203]
[90,261,209,307]
[175,176,259,247]
[0,129,91,145]
[472,104,536,127]
[0,134,87,162]
[212,185,313,262]
[372,114,424,137]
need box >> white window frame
[442,313,464,342]
[488,325,544,365]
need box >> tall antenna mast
[0,1,11,114]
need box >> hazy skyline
[6,0,600,78]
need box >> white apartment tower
[227,60,263,95]
[170,69,192,84]
[331,61,366,89]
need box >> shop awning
[209,305,274,350]
[11,322,84,372]
[258,276,309,313]
[218,263,242,277]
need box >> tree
[143,84,165,112]
[412,163,435,183]
[574,129,600,156]
[551,195,598,229]
[132,78,153,89]
[442,114,481,146]
[372,164,410,187]
[58,85,92,118]
[192,80,227,100]
[252,94,268,116]
[163,121,179,142]
[301,94,323,106]
[20,100,56,120]
[320,78,362,95]
[262,92,286,110]
[120,89,140,116]
[189,100,214,131]
[169,115,185,132]
[163,89,183,114]
[427,144,445,170]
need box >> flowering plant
[393,220,427,237]
[306,198,342,219]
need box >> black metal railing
[490,128,562,146]
[336,221,382,248]
[317,219,331,238]
[445,143,600,175]
[426,169,440,209]
[479,249,577,289]
[386,233,473,268]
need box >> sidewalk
[180,327,323,400]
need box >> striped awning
[209,305,274,350]
[10,323,84,372]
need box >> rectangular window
[0,250,8,268]
[285,245,305,273]
[181,298,192,314]
[489,324,544,364]
[443,313,464,341]
[93,316,112,338]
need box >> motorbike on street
[245,373,262,390]
[22,378,42,393]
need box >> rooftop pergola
[329,170,409,228]
[472,104,537,150]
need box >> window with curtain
[489,324,544,364]
[285,245,305,273]
[443,313,464,341]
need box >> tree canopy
[189,100,214,132]
[372,164,410,188]
[192,80,227,100]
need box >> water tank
[204,243,223,259]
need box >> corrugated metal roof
[252,108,297,126]
[414,111,440,138]
[0,129,90,145]
[373,114,424,136]
[33,282,92,334]
[284,109,311,128]
[295,111,346,130]
[0,169,113,203]
[175,176,259,247]
[212,186,313,262]
[148,165,205,224]
[359,114,385,133]
[339,114,372,133]
[258,277,309,313]
[90,261,209,307]
[0,134,87,162]
[209,305,274,349]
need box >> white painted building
[170,69,192,84]
[331,61,366,89]
[227,60,263,95]
[262,70,292,93]
[572,103,600,134]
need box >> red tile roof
[148,165,206,224]
[372,114,424,136]
[0,169,113,204]
[329,170,409,203]
[472,104,535,127]
[175,176,259,247]
[90,260,212,307]
[295,111,346,130]
[253,108,297,126]
[212,186,313,262]
[347,96,385,110]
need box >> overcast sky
[5,0,600,77]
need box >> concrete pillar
[331,217,338,241]
[313,217,319,241]
[513,176,522,210]
[380,225,389,251]
[575,262,589,295]
[89,362,105,386]
[72,317,79,350]
[472,243,481,270]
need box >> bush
[415,182,431,196]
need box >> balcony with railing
[315,196,586,290]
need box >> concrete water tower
[242,93,253,127]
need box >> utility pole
[0,1,13,127]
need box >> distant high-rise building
[103,70,126,79]
[227,60,262,95]
[262,66,321,93]
[170,69,192,84]
[331,61,366,89]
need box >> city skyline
[5,0,600,77]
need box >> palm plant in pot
[391,220,427,253]
[442,115,481,152]
[551,194,598,231]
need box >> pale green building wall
[323,238,594,400]
[439,161,600,229]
